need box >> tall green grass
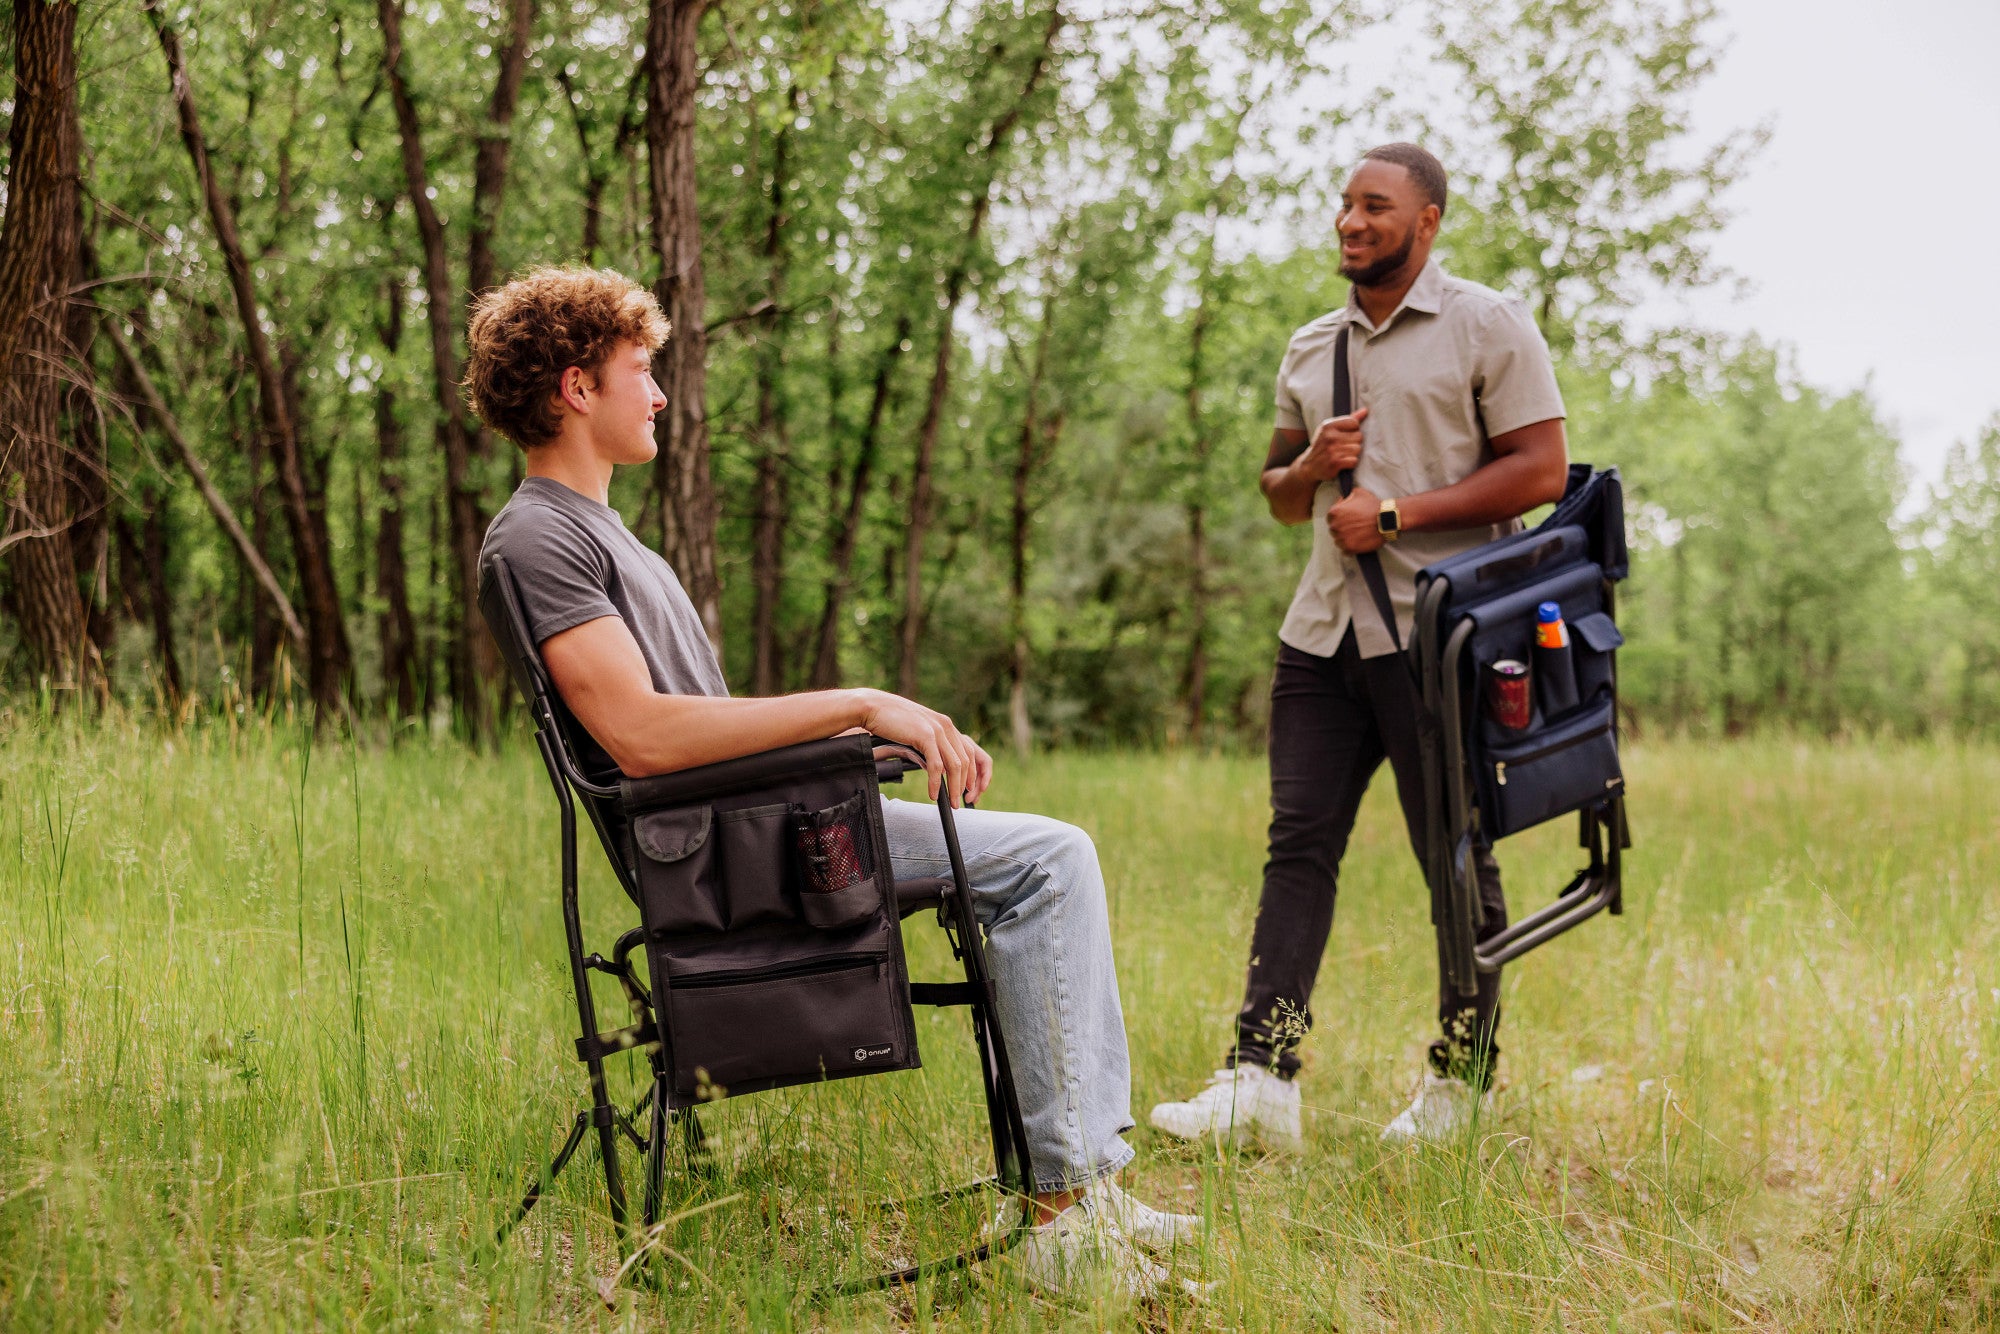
[2,718,1996,1329]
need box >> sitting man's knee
[1038,816,1097,868]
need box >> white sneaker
[1006,1199,1169,1297]
[1084,1179,1199,1250]
[1148,1066,1304,1150]
[1380,1069,1492,1145]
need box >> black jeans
[1231,631,1508,1087]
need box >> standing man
[1150,143,1570,1146]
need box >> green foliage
[1,0,1992,739]
[1922,417,2000,729]
[1430,0,1766,355]
[1573,345,1922,735]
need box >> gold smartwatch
[1376,497,1402,542]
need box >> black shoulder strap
[1333,325,1403,653]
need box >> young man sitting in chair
[470,266,1194,1296]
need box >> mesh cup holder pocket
[792,791,883,930]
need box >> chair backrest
[1418,467,1625,628]
[478,553,640,903]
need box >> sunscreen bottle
[1533,601,1579,716]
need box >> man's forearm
[1261,464,1319,525]
[1398,427,1567,532]
[616,689,868,777]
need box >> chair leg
[644,1076,668,1229]
[594,1084,630,1236]
[809,799,1039,1302]
[932,794,1035,1202]
[680,1102,712,1175]
[496,1109,593,1245]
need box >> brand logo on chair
[851,1045,895,1063]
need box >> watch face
[1377,509,1399,533]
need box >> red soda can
[1486,659,1532,730]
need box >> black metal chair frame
[479,556,1035,1296]
[1412,467,1632,998]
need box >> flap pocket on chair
[1570,610,1623,705]
[1572,612,1624,653]
[634,806,712,862]
[631,806,726,935]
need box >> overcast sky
[1667,0,2000,489]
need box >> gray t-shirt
[481,476,728,702]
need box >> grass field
[2,718,1997,1331]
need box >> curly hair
[463,266,670,449]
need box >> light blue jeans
[879,797,1136,1192]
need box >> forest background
[2,0,1996,748]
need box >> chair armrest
[894,876,951,918]
[870,738,926,784]
[619,733,878,811]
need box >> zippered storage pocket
[1479,695,1622,839]
[664,953,911,1098]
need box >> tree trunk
[103,316,309,654]
[372,281,420,719]
[810,313,910,689]
[0,0,76,389]
[457,0,534,544]
[1007,291,1060,757]
[377,0,520,735]
[424,491,443,707]
[0,0,90,693]
[1183,500,1208,740]
[141,502,181,703]
[65,224,113,682]
[557,67,605,264]
[1007,448,1032,761]
[1181,218,1222,743]
[242,380,282,698]
[147,0,352,715]
[466,0,536,305]
[114,507,184,704]
[559,67,642,266]
[897,4,1064,697]
[749,92,796,695]
[645,0,723,652]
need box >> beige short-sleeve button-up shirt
[1274,258,1566,658]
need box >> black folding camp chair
[1410,464,1633,997]
[477,553,1034,1294]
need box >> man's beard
[1339,229,1416,287]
